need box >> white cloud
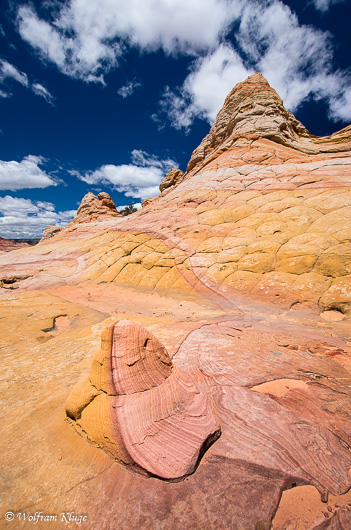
[160,0,351,129]
[0,195,75,238]
[0,155,57,191]
[117,80,142,98]
[31,82,54,104]
[311,0,346,12]
[0,59,28,87]
[14,0,351,126]
[74,150,177,199]
[160,44,252,130]
[117,202,142,211]
[16,0,243,81]
[0,58,54,102]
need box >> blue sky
[0,0,350,238]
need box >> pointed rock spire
[187,73,309,173]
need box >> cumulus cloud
[15,0,351,125]
[0,195,76,238]
[160,0,351,129]
[117,80,142,98]
[16,0,241,81]
[74,150,177,199]
[0,155,57,191]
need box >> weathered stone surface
[40,224,62,242]
[0,75,350,313]
[66,319,220,480]
[1,73,351,528]
[141,197,153,207]
[159,167,184,192]
[73,191,120,223]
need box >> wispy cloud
[159,44,252,131]
[31,82,54,104]
[72,150,177,199]
[0,155,57,191]
[311,0,346,12]
[0,59,28,87]
[117,79,142,98]
[0,58,54,103]
[0,195,75,238]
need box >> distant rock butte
[0,236,30,252]
[66,319,220,479]
[0,72,350,314]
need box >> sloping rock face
[0,74,349,315]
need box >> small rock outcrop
[66,319,221,479]
[159,168,184,192]
[73,192,121,223]
[141,197,153,208]
[40,225,63,243]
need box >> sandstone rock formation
[159,167,184,192]
[0,74,350,315]
[73,191,120,224]
[141,197,153,207]
[40,225,63,242]
[66,319,220,479]
[1,73,351,528]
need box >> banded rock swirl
[65,319,220,480]
[1,73,351,529]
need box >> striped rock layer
[66,319,220,480]
[0,74,350,315]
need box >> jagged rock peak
[187,72,310,172]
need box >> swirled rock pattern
[1,73,351,528]
[66,319,220,480]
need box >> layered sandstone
[73,191,121,224]
[1,73,351,528]
[0,74,349,315]
[66,319,220,479]
[40,225,62,242]
[159,167,184,192]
